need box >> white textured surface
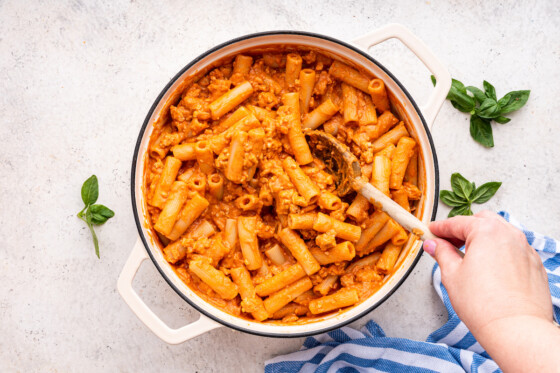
[1,1,558,372]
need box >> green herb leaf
[483,80,497,100]
[448,204,473,218]
[440,190,468,207]
[497,90,530,115]
[81,175,99,206]
[449,78,466,92]
[440,174,502,217]
[470,115,494,147]
[447,80,476,113]
[476,98,501,119]
[89,204,115,225]
[435,77,476,113]
[435,75,530,147]
[77,175,112,258]
[494,116,511,124]
[471,182,502,204]
[466,86,486,105]
[450,173,474,201]
[449,98,475,114]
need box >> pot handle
[352,23,451,128]
[117,238,222,344]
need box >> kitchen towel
[265,211,560,372]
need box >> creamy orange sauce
[142,47,425,324]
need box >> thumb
[423,238,462,278]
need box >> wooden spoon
[306,130,464,258]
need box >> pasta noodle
[368,79,390,112]
[302,99,338,130]
[231,266,268,321]
[209,81,254,120]
[389,136,416,190]
[189,259,238,299]
[265,244,287,266]
[225,130,247,184]
[299,69,316,114]
[282,92,313,165]
[166,193,210,240]
[278,228,321,275]
[237,216,262,270]
[329,60,370,92]
[282,156,320,204]
[232,55,253,83]
[288,213,317,230]
[151,156,182,209]
[207,173,224,200]
[285,53,302,86]
[310,241,356,265]
[308,288,359,315]
[313,213,361,242]
[154,181,188,236]
[195,140,214,175]
[341,83,359,124]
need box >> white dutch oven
[118,24,451,344]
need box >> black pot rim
[130,30,440,339]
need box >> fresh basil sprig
[440,173,501,217]
[77,175,115,258]
[431,76,530,147]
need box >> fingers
[423,238,462,279]
[429,215,477,242]
[474,210,498,219]
[444,237,466,250]
[475,210,509,227]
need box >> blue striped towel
[265,212,560,372]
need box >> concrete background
[1,0,558,371]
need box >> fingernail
[423,240,436,256]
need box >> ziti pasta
[144,49,423,324]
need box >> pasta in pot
[144,48,423,324]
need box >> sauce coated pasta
[144,49,423,323]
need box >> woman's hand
[425,210,552,332]
[423,211,560,371]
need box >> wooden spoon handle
[358,182,464,258]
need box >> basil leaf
[476,98,501,119]
[448,79,475,112]
[450,173,474,201]
[450,78,466,93]
[483,80,496,100]
[497,90,530,115]
[432,76,474,113]
[494,116,511,124]
[89,204,115,225]
[440,190,468,207]
[466,86,486,105]
[77,175,113,258]
[470,115,494,147]
[448,204,473,218]
[449,90,476,113]
[471,182,502,204]
[81,175,99,206]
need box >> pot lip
[130,30,440,338]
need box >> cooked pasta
[144,49,424,324]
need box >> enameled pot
[118,24,451,344]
